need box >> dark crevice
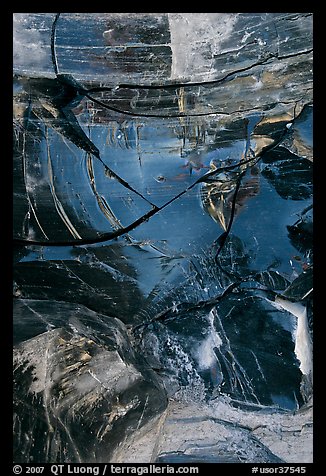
[214,172,245,259]
[276,48,313,61]
[94,154,158,208]
[133,281,241,332]
[95,49,313,92]
[50,13,60,76]
[14,96,299,248]
[13,14,311,251]
[83,91,231,118]
[13,153,258,247]
[50,13,313,120]
[132,274,290,334]
[13,13,313,463]
[13,117,292,248]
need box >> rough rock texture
[13,301,167,463]
[112,399,313,463]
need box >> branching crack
[50,13,313,118]
[13,13,311,249]
[13,121,290,248]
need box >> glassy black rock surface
[13,13,313,463]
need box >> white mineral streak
[195,309,222,370]
[13,13,49,73]
[274,297,313,379]
[168,13,239,81]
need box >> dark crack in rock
[13,13,313,463]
